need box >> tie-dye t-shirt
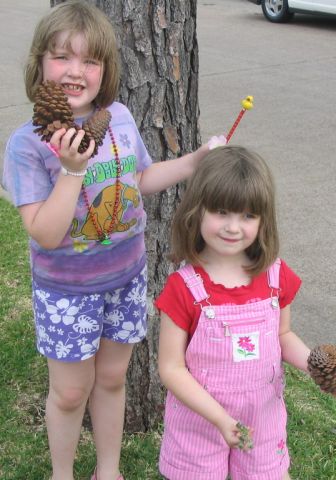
[3,102,152,294]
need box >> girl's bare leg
[46,357,95,480]
[282,472,291,480]
[89,339,133,480]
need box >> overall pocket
[206,314,280,364]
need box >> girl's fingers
[208,134,227,150]
[49,128,67,147]
[62,130,94,159]
[51,128,95,166]
[85,139,96,158]
[61,128,83,150]
[69,133,95,160]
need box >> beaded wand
[226,95,254,143]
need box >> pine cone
[307,344,336,395]
[32,80,111,158]
[33,80,75,141]
[81,109,111,157]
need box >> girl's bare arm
[19,174,84,249]
[158,312,241,448]
[279,305,311,372]
[137,144,209,195]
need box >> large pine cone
[307,344,336,395]
[33,81,75,139]
[32,80,111,158]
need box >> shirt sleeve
[131,119,152,172]
[122,105,152,172]
[2,126,53,207]
[279,259,302,308]
[155,272,195,332]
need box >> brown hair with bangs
[24,0,120,108]
[171,145,279,276]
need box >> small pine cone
[308,344,336,394]
[33,80,76,142]
[82,109,112,157]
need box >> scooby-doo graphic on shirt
[71,182,140,241]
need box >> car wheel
[261,0,293,23]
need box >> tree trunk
[50,0,201,432]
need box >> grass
[0,197,335,480]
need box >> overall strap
[267,258,281,289]
[177,264,209,303]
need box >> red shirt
[155,259,301,338]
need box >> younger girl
[2,2,210,480]
[156,146,312,480]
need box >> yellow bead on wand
[226,96,254,143]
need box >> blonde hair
[171,145,279,276]
[24,0,120,108]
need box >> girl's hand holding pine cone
[32,80,111,172]
[48,126,95,173]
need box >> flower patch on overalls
[232,332,260,362]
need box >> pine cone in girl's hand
[80,109,112,155]
[307,344,336,395]
[32,80,111,158]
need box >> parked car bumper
[248,0,261,4]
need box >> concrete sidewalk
[0,0,335,346]
[0,0,49,199]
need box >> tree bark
[50,0,201,432]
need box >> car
[248,0,336,23]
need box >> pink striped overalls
[159,260,289,480]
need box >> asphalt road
[0,0,335,346]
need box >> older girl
[2,2,210,479]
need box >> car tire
[261,0,293,23]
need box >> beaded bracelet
[61,166,87,177]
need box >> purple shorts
[32,266,147,362]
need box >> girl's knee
[95,364,128,391]
[48,383,92,411]
[47,355,95,410]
